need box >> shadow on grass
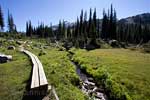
[22,59,48,100]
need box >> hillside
[119,13,150,25]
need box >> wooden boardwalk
[23,50,48,89]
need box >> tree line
[1,4,150,46]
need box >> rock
[85,80,95,86]
[95,92,105,100]
[0,54,12,63]
[0,56,7,63]
[16,40,24,45]
[88,77,94,82]
[93,87,98,92]
[109,40,120,47]
[7,46,15,50]
[6,55,12,60]
[87,90,93,95]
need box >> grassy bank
[71,48,150,100]
[0,48,32,100]
[27,42,86,100]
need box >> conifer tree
[28,21,33,37]
[88,8,92,38]
[79,10,84,39]
[93,8,97,38]
[0,5,4,31]
[8,11,15,33]
[83,11,87,41]
[101,9,108,39]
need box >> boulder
[109,40,120,47]
[0,55,12,63]
[95,92,105,100]
[0,56,7,63]
[7,46,15,50]
[16,40,24,45]
[88,77,94,82]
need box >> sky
[0,0,150,32]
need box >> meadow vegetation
[0,47,32,100]
[26,40,86,100]
[71,48,150,100]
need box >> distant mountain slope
[119,13,150,25]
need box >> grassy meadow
[72,48,150,100]
[0,48,32,100]
[1,38,150,100]
[26,41,86,100]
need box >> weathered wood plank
[23,50,48,89]
[34,55,48,86]
[23,50,40,88]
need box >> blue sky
[1,0,150,32]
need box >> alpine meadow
[0,0,150,100]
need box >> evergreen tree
[93,8,97,39]
[26,20,33,37]
[83,11,88,42]
[75,17,79,38]
[8,11,15,33]
[112,9,117,39]
[26,21,29,36]
[101,9,108,39]
[57,20,63,39]
[0,5,4,31]
[79,10,84,39]
[109,4,113,39]
[62,20,66,39]
[88,8,92,38]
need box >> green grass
[0,48,32,100]
[28,44,86,100]
[72,48,150,100]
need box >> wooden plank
[34,55,48,86]
[23,50,48,89]
[23,50,40,89]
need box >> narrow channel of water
[67,51,108,100]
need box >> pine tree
[79,10,84,39]
[0,5,4,31]
[109,4,113,39]
[101,9,108,39]
[112,9,117,39]
[26,21,29,36]
[28,20,33,37]
[88,8,92,38]
[8,11,14,33]
[83,11,87,42]
[62,20,66,39]
[93,8,97,38]
[75,17,79,38]
[57,20,62,40]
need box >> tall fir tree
[75,17,79,38]
[62,20,66,39]
[101,9,108,39]
[109,4,113,39]
[88,8,92,38]
[0,5,4,31]
[112,9,117,39]
[8,11,15,33]
[93,8,97,39]
[83,11,88,42]
[79,9,84,39]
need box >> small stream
[68,51,108,100]
[71,61,107,100]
